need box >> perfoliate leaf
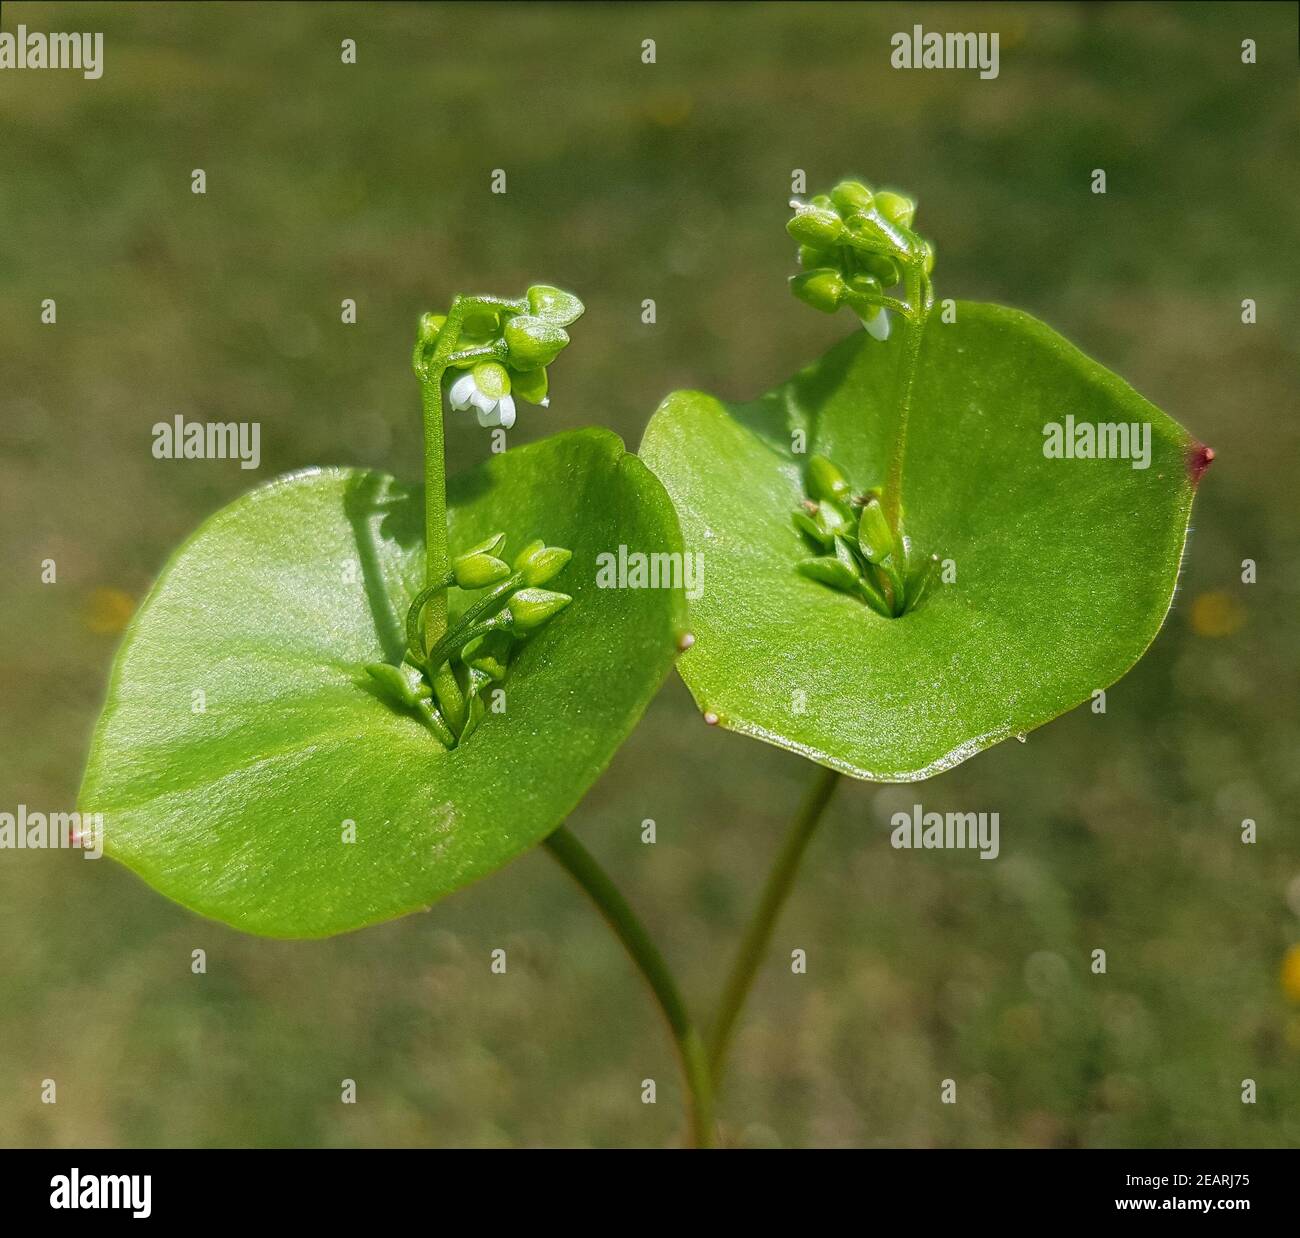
[641,302,1209,781]
[80,429,685,936]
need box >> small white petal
[539,396,550,408]
[497,395,516,429]
[470,387,495,414]
[449,373,476,410]
[476,404,500,428]
[863,309,891,341]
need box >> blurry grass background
[1,0,1297,1147]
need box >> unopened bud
[857,497,895,565]
[787,204,844,248]
[504,315,570,371]
[830,180,875,215]
[508,588,573,632]
[790,269,847,314]
[807,454,852,504]
[526,284,585,326]
[873,190,916,228]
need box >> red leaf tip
[1188,443,1215,485]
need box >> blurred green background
[1,1,1297,1147]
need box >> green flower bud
[856,497,895,565]
[471,361,511,399]
[833,533,861,576]
[861,253,901,286]
[790,269,847,314]
[511,365,549,405]
[793,508,833,550]
[847,273,883,298]
[463,630,513,682]
[430,659,466,734]
[516,543,572,586]
[512,539,545,571]
[526,285,585,326]
[365,660,431,708]
[418,312,446,346]
[797,243,835,270]
[830,180,874,215]
[809,194,834,210]
[818,499,851,536]
[504,314,569,371]
[507,587,573,633]
[807,454,852,504]
[787,204,844,248]
[797,556,860,593]
[453,551,511,589]
[874,190,916,228]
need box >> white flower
[449,364,516,429]
[860,307,890,341]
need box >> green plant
[80,179,1210,1148]
[76,300,686,927]
[639,177,1210,1111]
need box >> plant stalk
[881,265,929,542]
[416,298,468,652]
[708,765,841,1086]
[415,293,525,654]
[545,825,716,1148]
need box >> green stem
[413,293,526,654]
[405,574,455,660]
[708,766,841,1086]
[430,613,510,663]
[845,291,913,319]
[416,299,468,651]
[881,265,929,541]
[545,826,716,1148]
[448,341,508,366]
[421,575,522,671]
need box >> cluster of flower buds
[786,179,934,339]
[792,454,938,618]
[415,285,585,429]
[366,534,573,748]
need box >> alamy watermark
[890,24,999,80]
[1043,415,1151,470]
[153,415,261,469]
[891,804,1000,859]
[0,24,103,80]
[596,545,704,600]
[50,1169,151,1219]
[0,806,103,859]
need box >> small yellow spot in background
[1190,590,1245,638]
[644,91,693,128]
[1281,944,1300,1004]
[84,587,135,635]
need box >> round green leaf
[79,428,685,937]
[640,302,1210,781]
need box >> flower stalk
[371,286,586,750]
[786,179,940,614]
